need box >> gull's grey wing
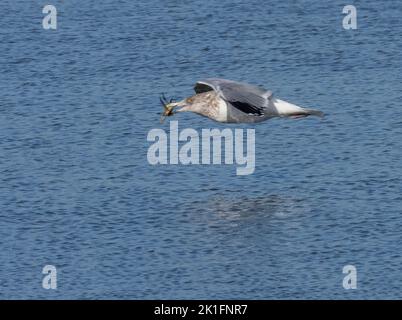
[194,78,273,116]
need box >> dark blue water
[1,0,402,299]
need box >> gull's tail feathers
[273,98,324,119]
[302,108,324,118]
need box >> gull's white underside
[273,98,305,116]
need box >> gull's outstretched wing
[194,78,273,116]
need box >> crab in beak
[159,93,178,123]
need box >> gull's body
[165,78,323,123]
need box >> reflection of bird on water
[205,194,309,223]
[160,78,324,123]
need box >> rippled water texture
[1,0,401,299]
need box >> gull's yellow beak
[165,103,175,115]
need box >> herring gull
[160,78,323,123]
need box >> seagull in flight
[160,78,323,123]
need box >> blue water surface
[1,0,401,299]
